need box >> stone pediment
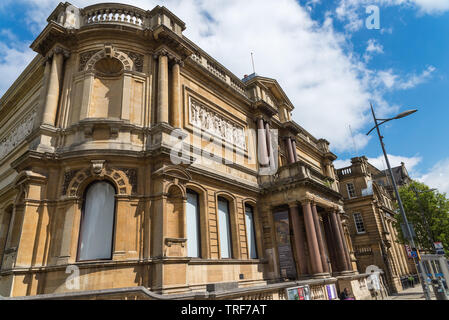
[152,165,192,182]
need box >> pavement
[386,285,437,300]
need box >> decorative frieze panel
[189,97,246,150]
[0,110,37,160]
[124,51,144,73]
[79,50,100,71]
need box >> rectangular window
[218,198,232,259]
[245,205,258,259]
[346,183,356,198]
[353,213,366,234]
[186,190,201,258]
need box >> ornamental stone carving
[189,97,246,149]
[0,110,37,160]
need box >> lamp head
[395,109,417,119]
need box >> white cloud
[0,38,35,97]
[364,39,384,62]
[0,0,435,153]
[336,0,449,32]
[371,65,435,90]
[418,158,449,195]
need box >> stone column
[329,210,348,272]
[302,201,323,274]
[257,118,269,166]
[311,203,329,273]
[288,203,309,276]
[265,122,276,170]
[336,213,352,271]
[286,137,295,164]
[171,61,182,128]
[157,53,169,124]
[323,213,338,273]
[42,49,65,126]
[291,138,298,162]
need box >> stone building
[337,156,415,294]
[0,2,371,299]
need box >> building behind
[337,156,416,294]
[0,2,373,300]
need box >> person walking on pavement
[339,288,355,300]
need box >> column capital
[48,46,71,59]
[287,202,299,209]
[300,197,313,205]
[153,48,170,59]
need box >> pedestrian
[408,275,415,288]
[339,288,355,300]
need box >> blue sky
[0,0,448,193]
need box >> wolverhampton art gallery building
[0,2,374,300]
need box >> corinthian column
[171,61,182,128]
[288,203,309,276]
[157,53,169,124]
[311,203,329,273]
[302,201,323,275]
[42,48,65,126]
[291,138,298,162]
[257,118,269,166]
[265,122,276,170]
[286,137,295,164]
[330,210,348,272]
[336,213,353,271]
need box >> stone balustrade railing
[337,166,352,176]
[82,4,148,28]
[189,52,249,98]
[259,160,335,192]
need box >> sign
[326,284,338,300]
[405,244,412,258]
[286,285,311,300]
[434,242,443,250]
[274,210,297,279]
[434,242,445,255]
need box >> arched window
[217,197,232,259]
[78,181,116,261]
[186,190,201,258]
[245,204,258,259]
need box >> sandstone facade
[0,2,371,300]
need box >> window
[186,190,201,258]
[353,213,366,234]
[217,197,232,259]
[78,182,116,261]
[346,183,356,198]
[245,205,258,259]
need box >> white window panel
[218,198,232,259]
[186,190,201,258]
[245,205,258,259]
[79,182,115,261]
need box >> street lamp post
[366,103,432,300]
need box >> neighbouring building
[337,156,416,294]
[0,2,372,300]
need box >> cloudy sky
[0,0,448,193]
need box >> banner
[274,210,297,279]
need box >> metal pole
[370,103,432,300]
